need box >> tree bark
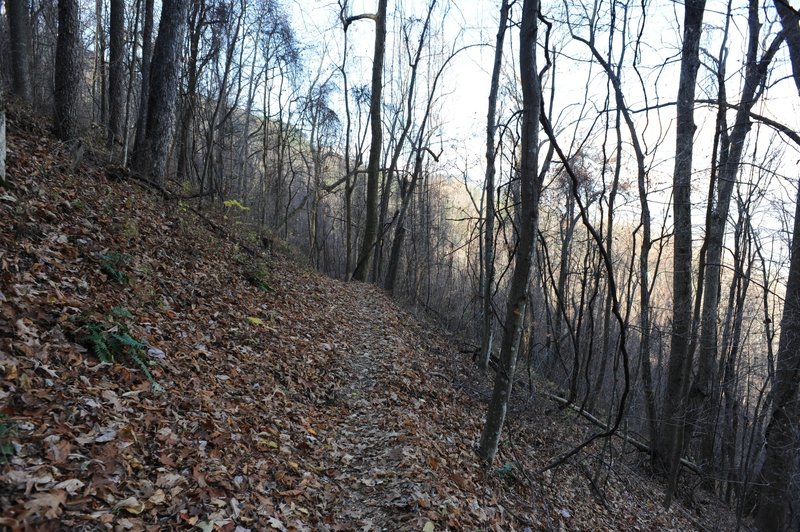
[54,0,82,141]
[352,0,388,282]
[5,0,33,102]
[478,0,510,370]
[685,0,780,472]
[0,88,6,186]
[94,0,108,125]
[755,2,800,529]
[132,0,155,168]
[756,178,800,532]
[134,0,191,185]
[175,0,207,184]
[107,0,125,147]
[659,0,705,505]
[477,0,541,465]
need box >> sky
[285,0,495,172]
[282,0,800,220]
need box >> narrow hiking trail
[0,107,743,530]
[313,282,472,529]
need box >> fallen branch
[541,391,701,476]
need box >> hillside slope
[0,107,738,530]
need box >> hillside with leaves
[0,107,742,530]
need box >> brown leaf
[23,490,66,519]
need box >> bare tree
[5,0,33,102]
[54,0,81,141]
[134,0,191,184]
[351,0,388,282]
[755,2,800,528]
[478,0,511,371]
[0,87,6,186]
[659,0,706,505]
[107,0,125,147]
[565,0,657,444]
[478,0,542,465]
[685,0,781,474]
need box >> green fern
[82,321,114,362]
[110,306,134,319]
[76,312,164,393]
[0,414,16,463]
[130,350,164,393]
[99,251,130,284]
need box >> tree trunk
[659,0,705,505]
[134,0,191,185]
[477,0,541,466]
[176,0,206,184]
[94,0,108,125]
[685,0,780,469]
[0,88,6,186]
[54,0,82,141]
[478,0,510,370]
[132,0,155,167]
[756,178,800,531]
[107,0,125,148]
[755,2,800,529]
[6,0,33,102]
[352,0,388,282]
[122,0,142,167]
[385,153,423,293]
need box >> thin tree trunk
[352,0,388,282]
[132,0,154,165]
[385,153,423,292]
[122,0,142,167]
[94,0,108,125]
[478,0,510,370]
[108,0,125,148]
[659,0,706,506]
[478,0,541,465]
[176,0,206,184]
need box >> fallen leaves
[23,490,66,519]
[0,106,737,531]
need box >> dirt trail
[313,282,446,530]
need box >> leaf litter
[0,105,743,530]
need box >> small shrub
[223,199,250,224]
[223,199,250,212]
[0,414,15,463]
[245,260,273,293]
[75,310,164,393]
[121,220,138,240]
[99,251,130,284]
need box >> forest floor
[0,105,746,531]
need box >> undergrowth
[74,307,164,393]
[98,250,130,284]
[0,414,15,463]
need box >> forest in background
[2,0,800,529]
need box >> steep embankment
[0,107,737,530]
